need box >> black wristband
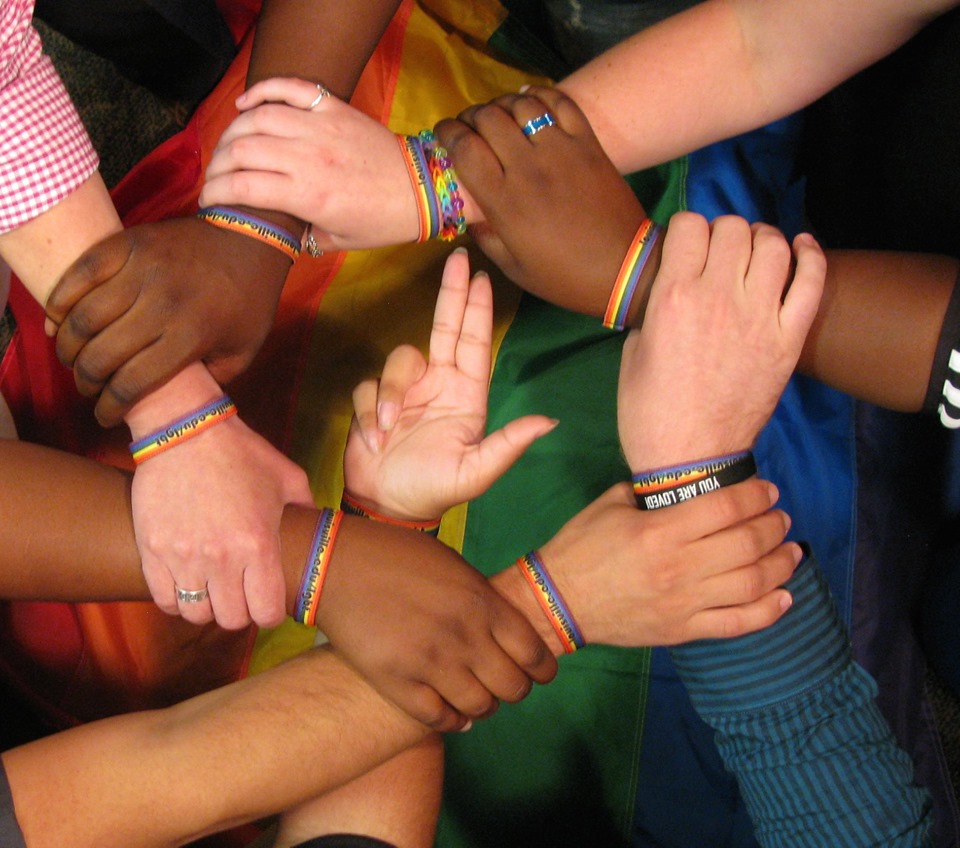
[923,267,960,425]
[632,451,757,510]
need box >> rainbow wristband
[516,550,584,654]
[419,130,467,241]
[196,205,301,261]
[294,508,344,627]
[397,134,441,242]
[340,491,441,537]
[129,395,237,464]
[602,219,663,331]
[632,451,757,510]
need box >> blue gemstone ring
[521,112,557,137]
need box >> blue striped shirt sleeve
[670,556,933,847]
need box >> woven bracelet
[196,205,301,261]
[129,395,237,464]
[340,491,441,537]
[632,450,757,510]
[602,219,663,331]
[516,550,584,653]
[293,508,344,627]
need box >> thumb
[466,415,558,497]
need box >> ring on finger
[176,585,209,604]
[521,112,556,137]
[306,83,331,110]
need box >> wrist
[124,363,224,439]
[340,491,441,536]
[490,565,565,658]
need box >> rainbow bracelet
[196,205,301,261]
[516,550,585,654]
[418,130,467,242]
[294,508,344,627]
[340,491,441,537]
[397,134,441,242]
[632,451,757,510]
[129,395,237,464]
[602,219,663,331]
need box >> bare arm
[557,0,954,174]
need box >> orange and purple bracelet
[516,550,584,654]
[196,205,302,262]
[294,508,344,627]
[602,218,663,331]
[129,395,237,464]
[340,491,441,537]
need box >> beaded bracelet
[396,132,467,243]
[196,205,301,261]
[129,395,237,464]
[293,508,344,627]
[516,550,585,654]
[340,491,441,537]
[602,219,663,331]
[632,450,756,510]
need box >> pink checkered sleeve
[0,0,99,234]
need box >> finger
[141,558,179,616]
[92,334,199,427]
[236,77,336,111]
[173,575,215,626]
[689,506,792,580]
[430,667,500,721]
[490,608,559,687]
[519,85,594,137]
[664,478,780,541]
[45,232,133,328]
[377,344,427,431]
[744,222,793,304]
[781,232,827,338]
[206,572,252,630]
[454,270,495,385]
[699,537,801,608]
[703,214,753,287]
[351,381,384,452]
[467,415,559,498]
[657,211,711,287]
[390,680,469,733]
[429,249,472,368]
[683,584,794,642]
[435,118,506,209]
[200,171,301,221]
[244,552,288,629]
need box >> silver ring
[521,112,556,137]
[303,224,324,257]
[176,586,209,604]
[306,83,331,110]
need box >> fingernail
[766,481,779,504]
[792,542,804,564]
[782,512,792,533]
[453,246,468,255]
[519,84,530,93]
[459,720,473,733]
[43,318,56,337]
[779,592,793,612]
[378,401,399,431]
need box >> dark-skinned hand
[435,85,648,318]
[44,216,294,426]
[318,515,558,732]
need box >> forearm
[798,250,959,412]
[248,0,401,98]
[3,646,428,848]
[0,174,119,307]
[556,0,946,175]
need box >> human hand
[436,85,647,316]
[44,217,292,427]
[129,388,313,629]
[527,480,799,648]
[343,248,557,520]
[618,213,825,471]
[319,515,557,731]
[200,77,420,251]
